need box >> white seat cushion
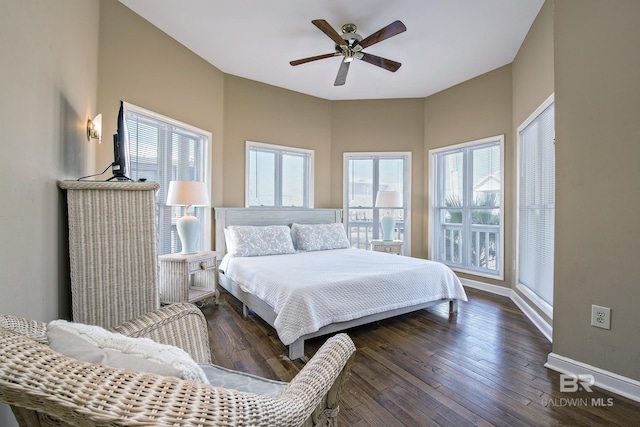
[199,363,287,397]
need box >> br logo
[560,374,595,392]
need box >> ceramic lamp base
[177,214,200,254]
[380,214,396,241]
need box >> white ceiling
[119,0,544,101]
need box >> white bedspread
[221,248,467,345]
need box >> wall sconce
[86,113,102,143]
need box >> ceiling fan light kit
[290,19,406,86]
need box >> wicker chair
[0,303,356,427]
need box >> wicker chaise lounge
[0,303,356,427]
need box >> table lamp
[375,190,402,241]
[166,181,209,254]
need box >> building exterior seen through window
[246,141,314,208]
[344,153,411,254]
[430,136,504,279]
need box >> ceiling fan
[290,19,407,86]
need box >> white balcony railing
[347,220,405,250]
[442,223,499,273]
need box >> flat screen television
[109,101,131,181]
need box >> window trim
[429,135,504,280]
[342,151,412,255]
[245,141,314,208]
[123,101,212,254]
[515,93,555,316]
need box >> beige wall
[553,0,640,380]
[223,76,332,208]
[97,0,225,210]
[511,0,555,321]
[2,5,639,427]
[0,0,100,424]
[512,0,555,127]
[0,0,99,317]
[424,65,513,286]
[331,99,425,256]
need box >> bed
[214,207,467,360]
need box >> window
[517,95,555,315]
[430,136,504,279]
[124,102,211,256]
[245,141,314,208]
[343,152,411,254]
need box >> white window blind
[518,97,555,309]
[124,103,211,256]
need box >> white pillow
[225,225,295,257]
[47,320,209,384]
[291,223,350,252]
[223,227,234,254]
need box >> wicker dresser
[58,181,160,328]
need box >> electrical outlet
[591,305,611,330]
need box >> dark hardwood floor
[200,288,640,426]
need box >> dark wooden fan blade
[290,52,337,66]
[334,60,350,86]
[312,19,348,48]
[360,53,402,72]
[357,20,407,50]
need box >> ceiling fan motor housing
[338,23,363,50]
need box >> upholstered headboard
[213,207,343,256]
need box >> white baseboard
[460,277,512,297]
[510,290,553,342]
[460,278,640,403]
[460,278,553,342]
[545,353,640,403]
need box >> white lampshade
[166,181,209,207]
[166,181,209,254]
[375,191,402,208]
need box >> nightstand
[158,251,219,305]
[370,240,404,256]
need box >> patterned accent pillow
[226,225,295,257]
[291,223,350,252]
